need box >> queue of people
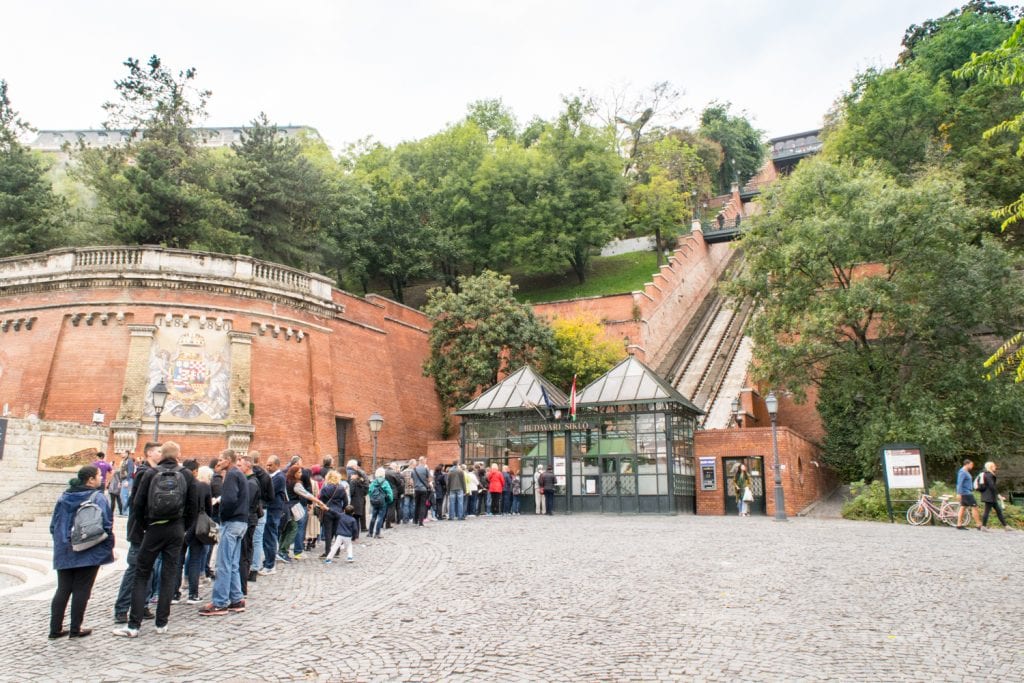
[47,448,547,639]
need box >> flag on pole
[569,374,577,421]
[539,385,555,415]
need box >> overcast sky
[2,0,957,150]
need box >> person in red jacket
[486,464,504,516]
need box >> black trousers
[414,490,430,523]
[130,521,184,629]
[490,492,502,516]
[50,565,100,634]
[321,514,338,549]
[239,522,256,595]
[544,490,555,515]
[982,501,1008,527]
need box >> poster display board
[883,447,925,489]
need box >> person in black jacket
[113,442,160,624]
[237,454,262,594]
[249,453,274,578]
[113,441,198,638]
[539,467,557,516]
[384,464,403,529]
[200,449,249,616]
[978,461,1011,531]
[349,472,369,532]
[183,465,213,604]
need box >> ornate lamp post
[151,380,169,441]
[368,412,384,473]
[765,391,787,521]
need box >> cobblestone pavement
[1,514,1022,682]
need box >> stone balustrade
[0,246,341,317]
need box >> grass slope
[513,250,659,304]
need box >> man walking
[539,465,556,516]
[956,458,982,529]
[114,441,197,637]
[200,449,249,616]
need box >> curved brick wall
[0,247,443,465]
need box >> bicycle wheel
[939,503,961,527]
[907,502,931,525]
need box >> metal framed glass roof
[456,366,570,415]
[575,356,703,413]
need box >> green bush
[842,479,1024,528]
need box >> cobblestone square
[1,514,1021,682]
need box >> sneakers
[227,600,246,613]
[154,625,168,634]
[198,604,228,617]
[112,625,139,638]
[346,557,354,563]
[276,553,292,563]
[186,596,201,605]
[258,567,276,576]
[293,553,304,560]
[324,559,333,564]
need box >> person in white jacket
[534,465,546,515]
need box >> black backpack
[70,491,109,552]
[147,464,187,521]
[369,481,387,507]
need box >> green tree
[0,80,66,255]
[75,56,241,251]
[541,315,625,390]
[465,98,518,141]
[730,157,1024,481]
[228,114,334,269]
[698,101,765,194]
[625,167,688,266]
[518,97,625,283]
[423,270,555,436]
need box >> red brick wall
[695,427,836,516]
[0,277,444,467]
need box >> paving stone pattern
[0,515,1021,682]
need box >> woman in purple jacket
[48,465,116,639]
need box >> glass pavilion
[456,357,701,514]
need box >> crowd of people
[47,444,555,639]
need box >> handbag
[742,487,754,503]
[195,510,219,545]
[290,501,304,521]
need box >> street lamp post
[765,392,787,521]
[151,380,169,441]
[368,412,384,473]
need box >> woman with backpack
[48,465,115,639]
[367,468,394,538]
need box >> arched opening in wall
[797,457,804,486]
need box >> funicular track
[660,250,756,426]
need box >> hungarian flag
[569,374,577,421]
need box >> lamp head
[151,380,170,414]
[765,391,778,417]
[368,412,384,434]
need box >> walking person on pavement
[49,465,115,639]
[539,465,557,515]
[956,459,982,530]
[114,441,197,637]
[200,449,249,616]
[978,461,1012,532]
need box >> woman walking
[978,461,1011,531]
[733,464,753,517]
[48,465,115,639]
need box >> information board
[883,447,924,489]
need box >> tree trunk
[655,228,663,267]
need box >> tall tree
[75,56,240,251]
[698,101,765,194]
[730,157,1024,480]
[423,270,555,436]
[541,315,625,390]
[0,80,66,256]
[228,114,333,269]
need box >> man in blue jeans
[200,450,249,616]
[260,455,287,574]
[446,463,465,521]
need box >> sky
[1,0,959,151]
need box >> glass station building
[456,357,702,514]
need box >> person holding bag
[49,465,115,639]
[318,470,348,557]
[734,463,753,517]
